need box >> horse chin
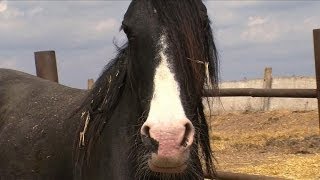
[148,160,187,173]
[147,152,189,173]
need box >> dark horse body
[0,0,218,179]
[0,69,85,179]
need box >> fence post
[34,51,59,83]
[88,79,95,90]
[262,67,272,110]
[313,29,320,133]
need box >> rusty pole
[34,51,59,83]
[313,29,320,133]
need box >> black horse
[0,0,218,179]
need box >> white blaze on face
[147,34,186,125]
[142,33,195,170]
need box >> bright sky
[0,1,319,89]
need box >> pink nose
[140,118,195,172]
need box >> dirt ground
[210,110,320,180]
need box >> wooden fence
[203,88,317,98]
[204,29,320,133]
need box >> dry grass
[209,110,320,179]
[230,154,320,180]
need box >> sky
[0,0,319,89]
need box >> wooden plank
[87,79,95,90]
[262,67,272,110]
[34,51,59,83]
[203,88,317,98]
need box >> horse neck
[88,84,142,179]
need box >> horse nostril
[141,125,150,137]
[141,125,159,153]
[181,122,194,147]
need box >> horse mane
[150,0,218,177]
[73,44,129,177]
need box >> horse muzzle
[141,118,195,173]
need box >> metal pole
[204,171,285,180]
[34,50,59,83]
[313,29,320,133]
[203,88,317,98]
